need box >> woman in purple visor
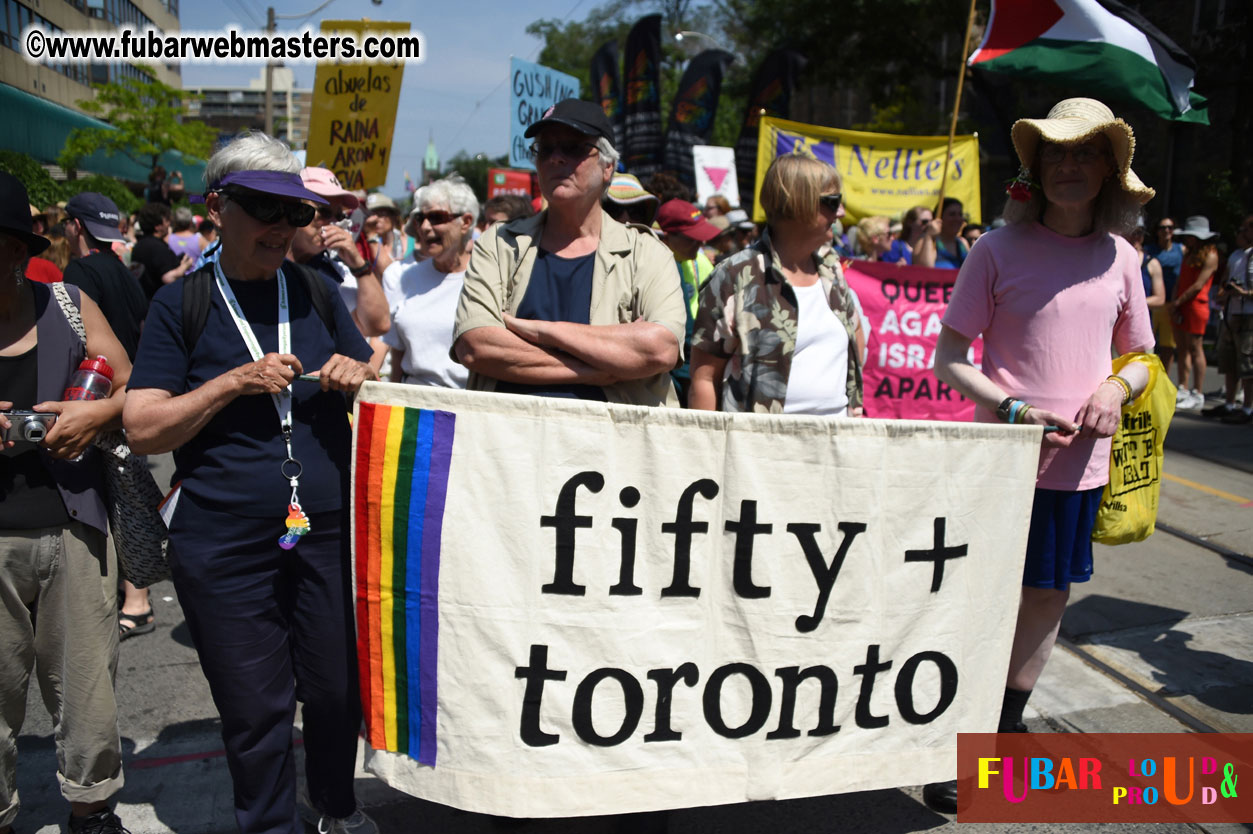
[124,133,378,834]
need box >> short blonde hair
[856,216,891,251]
[759,153,841,225]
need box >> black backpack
[181,261,338,354]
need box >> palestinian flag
[969,0,1208,124]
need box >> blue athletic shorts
[1022,485,1104,590]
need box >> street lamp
[264,0,383,136]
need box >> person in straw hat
[929,98,1157,813]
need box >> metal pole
[264,6,275,136]
[937,0,978,207]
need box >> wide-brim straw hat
[1011,97,1155,205]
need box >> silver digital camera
[1,411,57,443]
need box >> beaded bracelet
[1104,374,1133,405]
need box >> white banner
[693,144,740,208]
[350,384,1040,817]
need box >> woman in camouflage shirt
[688,153,863,414]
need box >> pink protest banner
[844,261,983,421]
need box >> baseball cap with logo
[64,192,125,243]
[656,199,722,243]
[523,98,615,144]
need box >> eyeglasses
[818,193,843,212]
[315,205,346,222]
[528,141,598,163]
[221,188,315,227]
[411,210,459,226]
[1158,224,1175,231]
[1039,144,1106,165]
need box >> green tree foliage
[0,150,62,209]
[527,0,747,149]
[722,0,971,133]
[59,64,217,173]
[0,151,142,215]
[440,152,511,204]
[62,175,142,215]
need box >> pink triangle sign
[703,166,729,192]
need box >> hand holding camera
[0,408,57,445]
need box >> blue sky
[178,0,584,197]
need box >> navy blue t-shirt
[495,249,607,401]
[129,264,372,517]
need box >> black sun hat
[0,171,51,255]
[524,99,614,144]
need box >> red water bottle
[63,355,114,401]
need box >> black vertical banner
[662,49,735,188]
[590,40,626,152]
[622,14,664,180]
[735,48,807,210]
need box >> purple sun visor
[191,170,330,204]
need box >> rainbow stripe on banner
[354,402,456,765]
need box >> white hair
[595,138,619,197]
[415,173,479,219]
[204,131,300,186]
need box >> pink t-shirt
[942,222,1154,490]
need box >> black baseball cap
[524,99,614,144]
[65,192,125,243]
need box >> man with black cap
[63,192,149,361]
[453,98,685,406]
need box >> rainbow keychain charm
[279,501,311,549]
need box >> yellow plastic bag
[1091,353,1176,545]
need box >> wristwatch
[996,397,1016,423]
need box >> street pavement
[14,372,1253,834]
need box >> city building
[185,66,313,149]
[0,0,197,182]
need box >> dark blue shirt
[129,265,372,517]
[495,249,606,401]
[1145,241,1183,297]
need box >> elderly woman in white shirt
[383,175,478,387]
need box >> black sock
[998,687,1032,731]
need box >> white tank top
[782,281,849,416]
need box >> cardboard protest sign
[351,384,1039,817]
[693,145,739,208]
[304,20,409,191]
[509,58,580,170]
[845,261,984,421]
[753,116,981,225]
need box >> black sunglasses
[315,205,346,222]
[819,193,843,212]
[412,210,459,226]
[221,187,316,227]
[528,141,598,163]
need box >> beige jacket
[453,210,686,407]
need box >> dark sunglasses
[528,141,598,163]
[316,205,346,222]
[1158,224,1174,231]
[819,193,843,212]
[221,187,315,227]
[412,210,459,226]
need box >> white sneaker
[1176,387,1191,405]
[1185,390,1205,409]
[316,810,378,834]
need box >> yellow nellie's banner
[305,19,409,191]
[752,116,981,225]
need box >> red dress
[1173,259,1212,336]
